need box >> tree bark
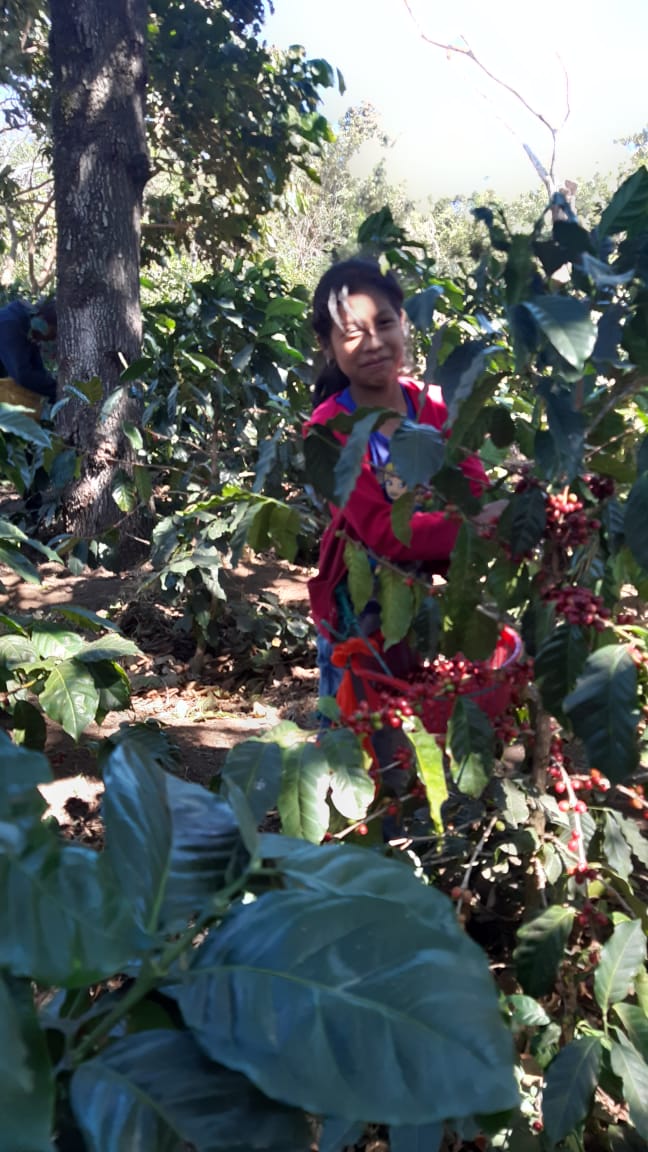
[49,0,149,556]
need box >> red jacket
[304,377,487,637]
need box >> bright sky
[264,0,648,202]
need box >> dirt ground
[0,555,319,823]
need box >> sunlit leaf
[594,919,646,1015]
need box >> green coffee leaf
[71,1030,310,1152]
[625,473,648,571]
[319,728,373,821]
[514,906,575,996]
[390,420,445,488]
[609,1031,648,1141]
[378,567,414,649]
[0,978,54,1152]
[603,811,634,881]
[170,883,518,1125]
[447,697,494,798]
[522,296,596,371]
[277,742,331,843]
[535,625,588,722]
[344,541,374,615]
[614,1004,648,1062]
[564,646,639,782]
[222,738,284,824]
[39,660,100,740]
[594,919,645,1015]
[408,721,447,832]
[542,1036,602,1148]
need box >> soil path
[0,556,318,821]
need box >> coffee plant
[230,169,648,1148]
[1,170,648,1149]
[0,724,517,1151]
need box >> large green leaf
[411,594,441,659]
[319,728,373,820]
[103,736,246,935]
[564,646,639,781]
[594,919,646,1016]
[389,1122,444,1152]
[504,994,550,1032]
[499,485,546,559]
[39,659,100,739]
[408,722,448,832]
[609,1032,648,1141]
[257,835,459,906]
[404,284,444,332]
[391,490,415,546]
[390,420,446,488]
[277,742,331,842]
[541,382,586,481]
[542,1036,602,1149]
[0,977,53,1152]
[101,740,174,934]
[0,841,137,986]
[514,906,575,997]
[0,634,38,669]
[599,166,648,238]
[170,886,517,1125]
[615,1004,648,1061]
[611,812,648,869]
[442,523,489,648]
[534,625,589,721]
[30,626,85,660]
[222,736,284,824]
[334,411,378,505]
[0,541,41,583]
[75,634,141,663]
[522,296,596,370]
[89,661,131,718]
[344,540,374,615]
[0,733,51,813]
[71,1030,310,1152]
[624,473,648,571]
[0,404,51,447]
[603,811,634,881]
[436,339,496,425]
[266,503,301,562]
[378,566,415,648]
[447,697,494,798]
[319,1120,364,1152]
[161,775,247,932]
[445,374,501,461]
[303,425,340,504]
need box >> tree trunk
[49,0,149,558]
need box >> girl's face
[326,288,405,393]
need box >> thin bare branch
[401,0,563,187]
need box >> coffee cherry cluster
[576,901,609,930]
[541,584,610,629]
[543,492,600,549]
[586,474,615,501]
[344,698,409,737]
[343,653,532,750]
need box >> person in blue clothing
[0,298,57,402]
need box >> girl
[305,258,494,710]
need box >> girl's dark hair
[311,258,404,407]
